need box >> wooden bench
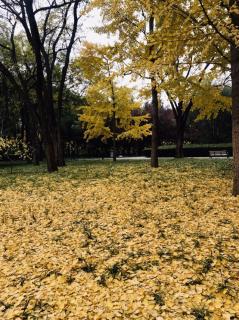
[209,150,229,158]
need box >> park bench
[209,150,229,158]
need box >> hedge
[144,144,233,157]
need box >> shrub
[0,137,31,161]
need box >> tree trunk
[112,111,117,162]
[231,43,239,196]
[149,15,159,168]
[44,136,58,172]
[175,124,184,158]
[169,100,192,160]
[151,81,159,168]
[25,1,58,172]
[230,2,239,196]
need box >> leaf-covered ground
[0,159,239,320]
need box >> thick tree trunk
[25,1,58,172]
[44,136,58,172]
[175,124,184,158]
[230,2,239,196]
[231,43,239,196]
[39,112,58,172]
[151,82,159,168]
[42,86,58,172]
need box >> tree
[159,0,239,194]
[90,0,230,165]
[74,42,151,160]
[0,0,85,171]
[163,74,230,158]
[153,0,239,193]
[80,84,151,160]
[0,75,18,137]
[198,0,239,195]
[140,1,230,158]
[92,0,239,195]
[0,31,42,164]
[90,0,165,167]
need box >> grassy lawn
[1,159,239,319]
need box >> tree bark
[149,15,159,168]
[169,99,192,159]
[112,111,117,162]
[24,0,58,172]
[175,123,184,158]
[231,44,239,195]
[151,81,159,167]
[109,79,117,162]
[230,1,239,196]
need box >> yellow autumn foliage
[91,0,232,117]
[74,42,151,142]
[0,160,239,319]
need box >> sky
[80,8,114,45]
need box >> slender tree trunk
[112,111,117,162]
[149,15,159,168]
[151,81,159,167]
[109,78,117,162]
[56,74,66,167]
[169,100,192,160]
